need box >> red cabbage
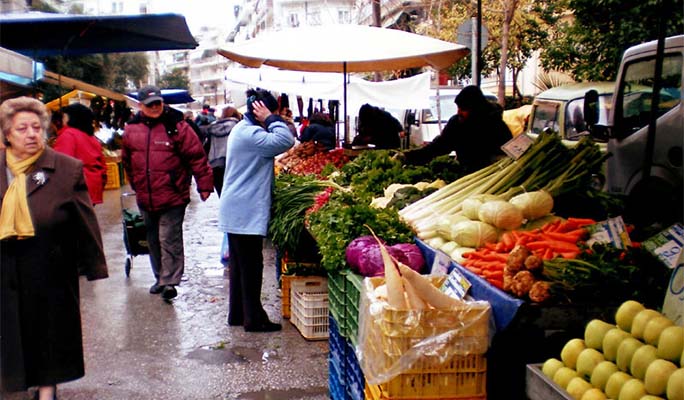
[355,245,408,277]
[345,235,384,271]
[390,243,426,273]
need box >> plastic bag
[220,233,230,265]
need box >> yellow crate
[361,277,490,399]
[281,275,315,319]
[104,162,120,190]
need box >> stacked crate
[290,277,329,340]
[360,277,490,400]
[328,270,366,400]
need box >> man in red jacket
[122,85,213,300]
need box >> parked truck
[586,34,683,237]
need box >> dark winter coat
[403,103,512,172]
[122,107,213,212]
[206,118,239,168]
[0,147,108,392]
[300,122,335,150]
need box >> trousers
[227,233,270,328]
[141,204,187,286]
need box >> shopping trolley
[121,192,148,277]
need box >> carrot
[542,219,562,233]
[478,253,508,263]
[488,279,504,290]
[484,242,498,251]
[480,261,505,271]
[559,251,579,259]
[501,232,515,250]
[543,231,585,243]
[482,269,504,279]
[567,217,597,227]
[542,247,554,260]
[495,242,507,252]
[526,240,579,253]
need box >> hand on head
[252,101,272,123]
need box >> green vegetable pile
[269,174,339,256]
[333,150,463,200]
[542,243,669,308]
[307,189,414,272]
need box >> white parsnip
[396,262,463,309]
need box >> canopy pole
[343,61,348,146]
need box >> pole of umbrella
[343,61,348,146]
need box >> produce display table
[525,364,573,400]
[415,238,619,400]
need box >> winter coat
[300,122,335,150]
[206,118,239,168]
[53,126,108,205]
[0,147,108,392]
[403,104,512,172]
[122,107,213,212]
[218,114,295,236]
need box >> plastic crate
[328,271,347,335]
[345,272,364,345]
[281,275,314,319]
[290,277,329,340]
[344,336,365,400]
[329,352,346,400]
[104,162,120,190]
[361,277,490,400]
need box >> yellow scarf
[0,149,44,240]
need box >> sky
[150,0,238,34]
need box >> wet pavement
[6,186,329,400]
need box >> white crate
[290,277,329,340]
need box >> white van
[587,35,683,232]
[400,88,498,147]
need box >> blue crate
[329,356,346,400]
[344,337,365,400]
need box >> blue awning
[0,12,198,57]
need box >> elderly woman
[0,97,108,400]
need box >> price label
[501,134,533,160]
[430,250,452,276]
[643,223,684,269]
[441,267,472,299]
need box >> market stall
[269,126,678,399]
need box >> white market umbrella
[218,25,469,143]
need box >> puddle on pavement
[187,345,281,366]
[236,387,329,400]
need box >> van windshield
[565,96,612,140]
[530,101,560,135]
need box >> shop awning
[0,12,198,57]
[41,70,125,102]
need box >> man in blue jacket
[218,89,295,332]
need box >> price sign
[643,223,684,269]
[501,134,533,160]
[430,250,452,275]
[441,267,472,299]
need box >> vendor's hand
[252,100,272,123]
[199,191,211,201]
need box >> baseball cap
[138,85,163,105]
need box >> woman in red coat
[53,103,107,205]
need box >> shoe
[149,283,164,294]
[161,285,177,300]
[244,321,282,332]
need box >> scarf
[0,149,44,240]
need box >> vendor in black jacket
[401,85,512,172]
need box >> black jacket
[404,104,512,172]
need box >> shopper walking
[218,88,295,332]
[122,85,213,300]
[205,106,242,197]
[0,96,108,400]
[53,103,108,205]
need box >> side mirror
[583,89,599,126]
[590,124,610,141]
[406,111,417,126]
